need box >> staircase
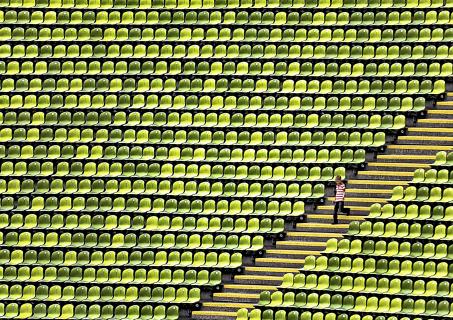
[190,89,453,320]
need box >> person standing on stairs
[333,176,347,224]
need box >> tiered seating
[390,153,453,202]
[2,9,453,24]
[0,0,451,318]
[246,153,453,320]
[413,152,453,185]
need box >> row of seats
[263,288,452,307]
[0,302,178,320]
[3,61,450,78]
[0,214,286,233]
[1,231,265,251]
[324,238,452,259]
[245,311,445,320]
[0,146,366,164]
[1,10,452,25]
[303,255,451,278]
[0,200,294,226]
[1,0,450,9]
[0,196,306,217]
[0,215,268,239]
[240,310,429,320]
[348,221,453,240]
[0,112,407,130]
[0,179,325,199]
[0,78,445,95]
[257,291,452,315]
[0,162,346,181]
[0,95,425,112]
[2,61,452,79]
[280,273,453,296]
[0,128,388,147]
[0,248,243,268]
[0,266,222,286]
[2,43,451,59]
[390,186,453,203]
[3,27,453,42]
[413,168,453,185]
[0,284,201,304]
[369,204,453,221]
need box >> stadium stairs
[190,84,453,320]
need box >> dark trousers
[333,201,344,224]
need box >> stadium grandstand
[0,0,452,319]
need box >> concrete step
[212,292,260,303]
[233,274,283,284]
[295,222,349,233]
[253,257,306,267]
[428,109,453,115]
[415,110,453,118]
[346,179,409,188]
[264,249,322,259]
[376,154,436,164]
[407,127,453,135]
[315,205,370,216]
[191,310,237,320]
[436,101,453,107]
[397,135,453,145]
[309,211,367,221]
[326,196,387,203]
[223,284,278,292]
[344,189,392,199]
[416,118,453,128]
[386,144,453,155]
[355,170,414,180]
[329,201,382,208]
[346,188,394,194]
[244,266,300,274]
[285,231,343,241]
[366,162,431,170]
[275,241,326,252]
